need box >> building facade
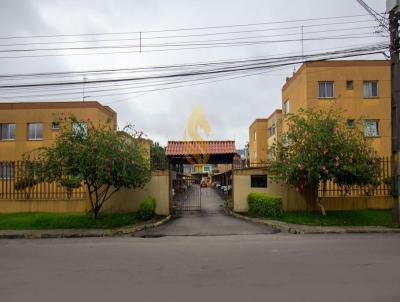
[0,101,117,162]
[282,60,391,156]
[266,109,282,159]
[248,118,268,164]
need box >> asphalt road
[1,234,400,302]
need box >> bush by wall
[247,192,283,218]
[137,196,157,220]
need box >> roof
[166,141,236,156]
[249,118,268,128]
[282,60,390,91]
[0,100,116,118]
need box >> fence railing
[0,161,86,200]
[318,157,392,197]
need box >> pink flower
[349,158,353,163]
[295,187,299,192]
[334,127,340,134]
[335,162,340,167]
[335,156,340,161]
[131,160,136,165]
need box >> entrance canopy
[166,140,237,164]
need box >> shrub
[247,192,283,218]
[14,178,37,191]
[137,196,157,220]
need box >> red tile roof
[166,141,236,156]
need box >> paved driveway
[136,187,277,237]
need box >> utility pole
[388,0,400,225]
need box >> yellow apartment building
[0,101,117,162]
[249,118,268,164]
[281,60,391,156]
[266,109,282,158]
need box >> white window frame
[0,123,16,140]
[363,80,379,98]
[284,99,290,115]
[254,130,257,141]
[318,81,334,98]
[364,120,380,137]
[27,123,43,140]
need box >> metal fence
[318,157,392,197]
[0,161,86,200]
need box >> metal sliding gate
[173,176,202,213]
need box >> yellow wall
[0,171,171,215]
[282,61,391,156]
[0,101,116,161]
[248,119,268,164]
[232,168,391,212]
[266,110,282,157]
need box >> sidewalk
[226,210,400,234]
[0,215,171,239]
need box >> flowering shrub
[269,109,381,214]
[37,116,151,218]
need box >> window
[364,120,379,137]
[203,166,210,172]
[254,130,257,141]
[72,122,88,136]
[0,123,16,140]
[0,162,15,179]
[27,123,43,140]
[318,81,334,98]
[363,80,378,98]
[51,122,60,131]
[347,119,355,128]
[346,80,353,90]
[268,124,276,136]
[251,175,267,188]
[254,151,257,161]
[284,99,290,114]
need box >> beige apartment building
[282,60,391,157]
[248,118,268,164]
[0,101,117,162]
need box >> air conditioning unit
[387,0,400,12]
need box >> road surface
[1,234,400,302]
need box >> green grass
[275,210,396,227]
[0,212,141,230]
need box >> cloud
[0,0,387,149]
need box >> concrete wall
[0,171,171,215]
[102,170,170,215]
[232,168,391,213]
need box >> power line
[0,13,376,40]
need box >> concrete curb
[0,215,172,239]
[225,208,400,234]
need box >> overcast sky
[0,0,388,148]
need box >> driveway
[136,187,277,237]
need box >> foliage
[36,116,151,218]
[0,212,140,230]
[14,177,37,191]
[276,210,396,227]
[137,196,157,220]
[247,192,283,218]
[59,176,82,189]
[150,141,167,169]
[269,108,381,211]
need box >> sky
[0,0,388,149]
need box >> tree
[150,141,167,169]
[37,117,151,218]
[269,108,381,215]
